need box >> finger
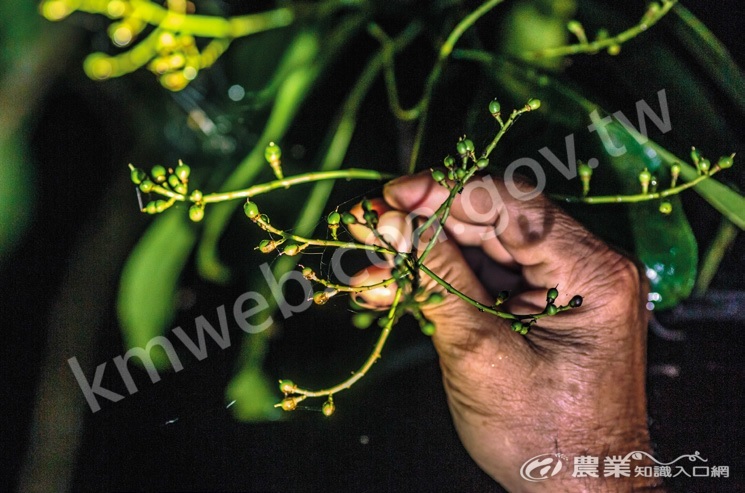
[348,201,414,254]
[349,264,398,309]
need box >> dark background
[3,1,744,492]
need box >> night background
[2,1,744,491]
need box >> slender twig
[252,215,396,256]
[289,287,404,398]
[553,168,721,204]
[523,0,678,60]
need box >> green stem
[218,170,393,203]
[420,264,570,321]
[407,0,508,172]
[253,215,395,256]
[553,169,719,204]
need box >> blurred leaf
[669,4,745,117]
[117,211,197,368]
[226,366,281,422]
[0,130,34,259]
[602,123,698,309]
[499,0,576,71]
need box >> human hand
[347,171,662,492]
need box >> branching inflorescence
[40,0,294,90]
[96,0,737,415]
[129,94,736,414]
[129,99,577,414]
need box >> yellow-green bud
[188,204,204,222]
[639,168,652,194]
[717,155,734,170]
[526,98,541,111]
[264,142,281,163]
[322,399,335,417]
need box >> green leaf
[117,212,197,368]
[602,123,698,309]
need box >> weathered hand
[348,172,662,492]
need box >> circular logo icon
[519,453,566,482]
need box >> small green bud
[546,287,559,303]
[496,290,510,305]
[264,142,281,163]
[698,158,711,174]
[145,201,158,214]
[670,163,681,187]
[280,396,299,411]
[510,320,524,333]
[313,291,329,305]
[639,168,652,194]
[420,321,436,336]
[283,244,300,256]
[139,179,154,193]
[717,155,734,169]
[578,162,592,196]
[456,140,468,157]
[363,210,378,224]
[443,155,456,168]
[258,239,277,253]
[244,201,259,219]
[526,98,541,111]
[154,199,168,213]
[341,212,357,225]
[130,167,147,185]
[463,139,475,153]
[447,169,455,181]
[327,211,341,225]
[476,158,489,169]
[188,204,204,222]
[175,162,190,182]
[301,266,315,279]
[488,99,501,116]
[151,165,167,183]
[690,146,701,166]
[607,44,621,56]
[190,190,203,203]
[578,163,593,179]
[431,169,446,183]
[278,379,296,394]
[545,303,558,316]
[173,183,187,195]
[569,295,583,308]
[322,398,335,417]
[352,312,375,329]
[659,201,673,215]
[168,173,180,188]
[426,292,444,304]
[455,168,466,180]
